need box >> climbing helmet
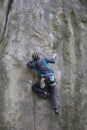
[32,52,39,60]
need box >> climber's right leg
[31,81,47,98]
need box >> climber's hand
[53,53,57,59]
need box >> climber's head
[32,52,39,60]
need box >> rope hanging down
[32,70,36,130]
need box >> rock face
[0,0,87,130]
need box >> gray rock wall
[0,0,87,130]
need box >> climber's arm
[45,57,57,64]
[45,54,57,64]
[26,60,34,68]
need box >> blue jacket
[27,58,56,78]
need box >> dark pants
[31,80,58,110]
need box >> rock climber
[27,52,59,115]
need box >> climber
[27,52,59,115]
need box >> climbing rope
[32,70,36,130]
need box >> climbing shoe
[43,92,50,99]
[54,109,59,115]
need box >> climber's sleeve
[26,60,34,68]
[45,58,56,64]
